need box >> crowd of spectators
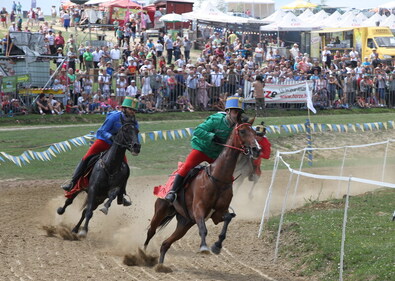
[1,4,395,117]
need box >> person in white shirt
[155,40,164,57]
[116,73,128,103]
[8,22,17,32]
[349,47,359,68]
[126,80,139,97]
[92,47,102,68]
[289,43,300,59]
[110,45,121,69]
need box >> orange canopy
[101,0,142,8]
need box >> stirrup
[61,182,73,191]
[165,191,177,203]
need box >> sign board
[17,74,30,83]
[1,76,17,93]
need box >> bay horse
[57,115,141,237]
[143,119,260,266]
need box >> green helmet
[122,97,139,110]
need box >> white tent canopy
[85,0,110,5]
[337,13,364,27]
[260,12,319,31]
[381,14,395,29]
[305,9,329,23]
[362,13,385,27]
[321,10,342,27]
[261,9,289,23]
[224,0,275,19]
[298,8,314,21]
[182,2,249,24]
[355,12,368,22]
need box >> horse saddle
[182,163,207,187]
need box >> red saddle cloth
[153,162,184,199]
[64,168,92,199]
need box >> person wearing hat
[242,122,271,182]
[164,96,245,203]
[61,97,140,206]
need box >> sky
[5,0,393,17]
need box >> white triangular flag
[306,81,316,114]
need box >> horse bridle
[112,123,140,151]
[218,123,253,156]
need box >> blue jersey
[96,111,139,145]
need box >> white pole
[258,151,280,238]
[274,171,294,261]
[339,176,352,281]
[381,140,390,182]
[336,147,348,198]
[291,149,306,209]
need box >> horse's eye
[239,129,246,135]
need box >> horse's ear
[247,116,256,125]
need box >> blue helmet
[225,96,244,112]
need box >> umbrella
[159,13,188,29]
[281,0,318,9]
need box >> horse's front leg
[210,211,236,255]
[144,199,171,251]
[57,192,79,215]
[78,188,98,238]
[72,208,87,233]
[100,187,120,215]
[196,216,210,254]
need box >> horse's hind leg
[159,216,193,264]
[57,193,79,215]
[100,187,120,215]
[211,212,236,255]
[72,208,87,233]
[78,190,99,238]
[144,199,173,250]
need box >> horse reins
[215,123,252,155]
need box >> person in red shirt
[55,31,65,50]
[249,122,271,181]
[106,92,119,111]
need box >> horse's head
[232,116,261,159]
[116,115,141,156]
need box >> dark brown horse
[143,119,260,265]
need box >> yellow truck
[311,26,395,63]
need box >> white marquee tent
[381,14,395,29]
[224,0,275,19]
[337,13,364,27]
[321,10,342,27]
[260,11,320,31]
[362,13,385,27]
[182,2,250,24]
[298,8,314,21]
[261,9,289,24]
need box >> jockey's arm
[193,115,219,143]
[96,113,118,144]
[260,137,271,160]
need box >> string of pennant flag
[1,121,394,167]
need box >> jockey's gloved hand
[212,135,224,144]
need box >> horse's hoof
[155,263,172,273]
[78,230,87,238]
[199,246,211,254]
[211,244,221,255]
[57,207,65,215]
[100,207,108,215]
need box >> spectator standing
[17,2,22,14]
[92,47,102,68]
[55,31,65,50]
[1,8,8,28]
[349,47,359,68]
[116,73,128,103]
[183,37,192,62]
[197,76,212,110]
[83,47,94,72]
[165,35,173,65]
[290,43,300,59]
[63,11,71,31]
[110,45,121,70]
[126,79,139,98]
[253,75,265,116]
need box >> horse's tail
[157,212,176,231]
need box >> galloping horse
[57,116,141,237]
[144,118,260,265]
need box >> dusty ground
[0,130,394,281]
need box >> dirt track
[1,129,394,281]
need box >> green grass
[266,189,395,281]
